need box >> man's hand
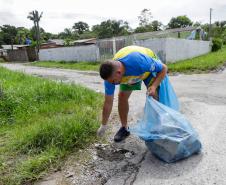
[147,85,158,99]
[97,124,108,137]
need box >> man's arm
[97,94,114,137]
[102,95,114,125]
[147,63,167,97]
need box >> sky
[0,0,226,34]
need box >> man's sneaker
[114,127,130,142]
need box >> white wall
[39,45,99,62]
[134,38,211,63]
[39,39,211,63]
[134,38,167,62]
[165,38,211,63]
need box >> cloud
[0,0,226,33]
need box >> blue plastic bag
[129,97,202,163]
[158,75,179,111]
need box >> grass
[0,58,6,63]
[0,67,103,185]
[30,61,100,71]
[167,46,226,74]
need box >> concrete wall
[134,38,167,62]
[7,49,28,62]
[39,45,99,62]
[134,38,211,63]
[39,38,211,63]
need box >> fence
[7,48,28,62]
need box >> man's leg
[114,90,132,142]
[118,90,132,128]
[114,82,141,142]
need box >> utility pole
[209,8,213,39]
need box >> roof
[72,38,96,44]
[1,45,28,50]
[47,39,65,45]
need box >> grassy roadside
[167,46,226,74]
[30,61,100,71]
[0,67,103,185]
[29,46,226,74]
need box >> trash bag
[158,75,179,111]
[129,97,202,163]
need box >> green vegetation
[0,67,103,184]
[167,46,226,73]
[30,61,100,71]
[0,58,5,63]
[212,38,223,51]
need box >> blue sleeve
[104,81,115,95]
[148,58,163,73]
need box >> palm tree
[27,10,43,52]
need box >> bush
[212,38,223,52]
[222,36,226,45]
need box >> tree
[58,28,79,40]
[16,27,30,44]
[29,26,45,42]
[27,10,43,52]
[150,20,163,31]
[73,21,89,34]
[134,26,152,33]
[42,32,53,42]
[168,15,192,29]
[211,21,226,42]
[138,9,153,27]
[134,9,163,33]
[78,31,97,39]
[92,19,130,39]
[0,25,17,48]
[0,32,3,48]
[134,20,163,33]
[193,22,201,27]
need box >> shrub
[212,38,223,52]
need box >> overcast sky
[0,0,226,34]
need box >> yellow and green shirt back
[104,45,163,95]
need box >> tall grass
[0,67,103,184]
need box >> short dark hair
[99,60,115,80]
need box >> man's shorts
[119,74,155,92]
[119,75,159,99]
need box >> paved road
[1,63,226,185]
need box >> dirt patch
[59,138,147,185]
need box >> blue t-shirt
[104,52,163,95]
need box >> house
[40,39,65,49]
